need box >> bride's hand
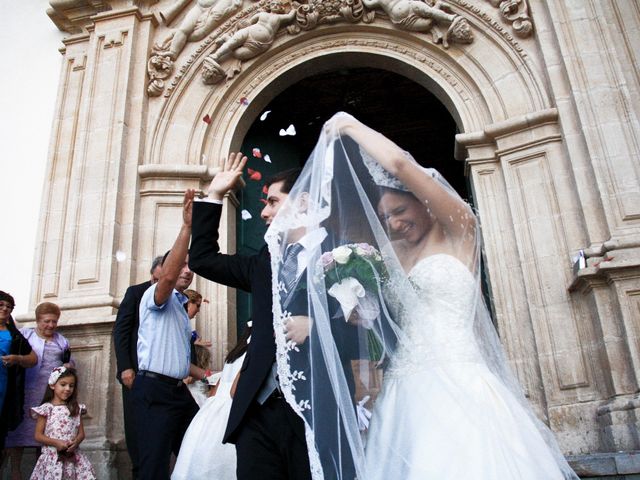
[323,112,358,137]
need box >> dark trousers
[121,384,139,479]
[131,375,198,480]
[235,396,312,480]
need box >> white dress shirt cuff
[195,197,223,205]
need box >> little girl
[172,323,252,480]
[30,366,96,480]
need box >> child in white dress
[172,325,251,480]
[30,366,95,480]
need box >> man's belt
[138,370,184,387]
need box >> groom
[189,153,313,479]
[190,152,359,480]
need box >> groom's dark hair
[264,167,302,194]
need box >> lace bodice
[386,254,483,376]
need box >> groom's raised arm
[188,201,253,291]
[189,152,255,291]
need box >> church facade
[22,0,640,476]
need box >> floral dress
[30,403,96,480]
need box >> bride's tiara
[359,146,408,191]
[359,145,437,191]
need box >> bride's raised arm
[325,113,475,241]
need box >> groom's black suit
[190,201,358,480]
[190,202,290,440]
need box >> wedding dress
[171,353,245,480]
[265,112,578,480]
[365,254,570,479]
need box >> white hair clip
[48,366,67,385]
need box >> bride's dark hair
[225,324,252,364]
[41,367,80,416]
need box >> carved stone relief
[158,0,248,59]
[147,0,478,95]
[148,0,253,95]
[201,0,298,84]
[362,0,473,47]
[483,0,533,37]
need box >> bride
[265,112,578,479]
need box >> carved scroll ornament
[484,0,532,38]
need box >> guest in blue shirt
[0,291,37,451]
[131,190,207,480]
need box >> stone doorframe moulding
[141,15,614,455]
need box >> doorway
[236,67,463,330]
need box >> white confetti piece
[241,209,252,220]
[264,154,271,163]
[279,124,296,136]
[260,110,271,121]
[115,251,126,262]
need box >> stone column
[532,0,640,465]
[26,4,158,476]
[458,109,607,454]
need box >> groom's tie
[257,242,304,405]
[280,242,304,294]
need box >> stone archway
[140,11,595,454]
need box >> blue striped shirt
[137,284,191,379]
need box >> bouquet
[319,243,388,360]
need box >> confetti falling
[247,168,262,181]
[262,185,269,194]
[202,114,211,124]
[241,209,252,220]
[239,97,249,105]
[252,148,262,158]
[279,124,296,136]
[264,154,271,163]
[260,110,271,121]
[115,251,126,262]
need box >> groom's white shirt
[292,226,327,277]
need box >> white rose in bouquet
[332,245,352,264]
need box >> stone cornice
[47,1,158,34]
[455,108,559,160]
[138,164,220,180]
[47,0,111,34]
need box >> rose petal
[264,154,271,163]
[252,148,262,158]
[241,209,252,220]
[260,110,271,121]
[202,114,211,124]
[239,97,249,105]
[247,168,262,181]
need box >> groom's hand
[206,152,247,200]
[284,315,310,345]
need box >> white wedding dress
[364,254,570,479]
[172,353,245,480]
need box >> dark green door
[236,114,309,335]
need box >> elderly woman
[5,301,73,479]
[0,291,37,457]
